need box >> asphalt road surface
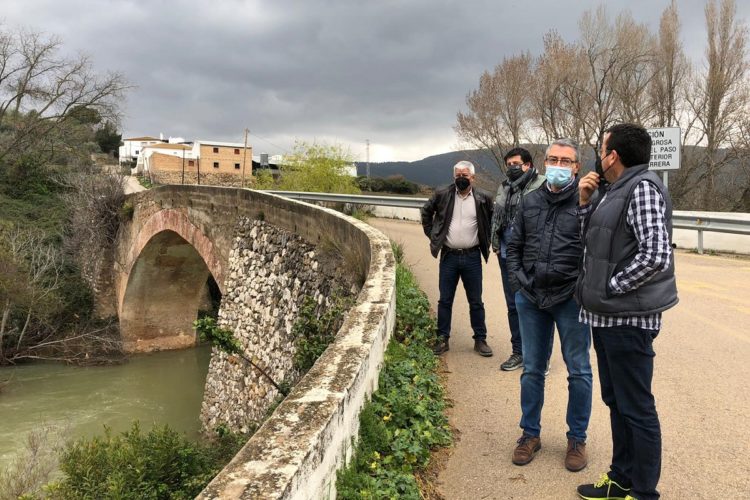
[370,217,750,500]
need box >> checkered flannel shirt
[578,180,673,330]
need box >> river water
[0,345,211,468]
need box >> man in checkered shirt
[575,123,678,500]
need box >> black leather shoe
[432,337,449,355]
[474,340,493,357]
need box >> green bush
[46,423,244,500]
[336,255,450,499]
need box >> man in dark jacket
[576,124,678,500]
[507,138,592,473]
[420,160,494,357]
[491,147,547,372]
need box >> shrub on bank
[336,243,451,499]
[43,423,245,499]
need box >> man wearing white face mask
[506,138,593,472]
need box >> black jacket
[420,184,494,261]
[506,180,583,309]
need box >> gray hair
[453,160,475,174]
[545,138,580,162]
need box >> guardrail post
[698,229,704,255]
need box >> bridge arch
[119,209,224,352]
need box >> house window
[213,147,219,153]
[134,149,139,155]
[213,162,219,169]
[234,148,240,154]
[188,160,195,167]
[234,163,241,169]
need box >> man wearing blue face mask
[506,139,592,473]
[421,160,495,357]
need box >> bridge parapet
[116,186,396,499]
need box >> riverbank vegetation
[0,26,129,365]
[336,243,452,499]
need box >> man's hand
[579,172,600,205]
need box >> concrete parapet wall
[197,192,396,499]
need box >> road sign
[647,127,681,170]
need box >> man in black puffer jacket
[506,138,593,474]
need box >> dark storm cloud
[2,0,748,160]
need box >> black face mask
[507,166,524,182]
[455,176,470,191]
[595,155,610,189]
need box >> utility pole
[366,139,370,180]
[242,128,249,189]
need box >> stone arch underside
[120,209,224,353]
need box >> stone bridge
[110,185,396,498]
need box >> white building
[141,143,195,174]
[119,136,164,166]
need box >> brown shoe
[565,438,588,472]
[473,339,493,357]
[512,434,541,465]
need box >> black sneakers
[432,336,449,355]
[577,472,631,499]
[500,353,523,371]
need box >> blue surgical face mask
[545,166,573,187]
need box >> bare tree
[0,228,62,363]
[672,0,749,209]
[530,31,587,145]
[455,54,533,172]
[573,7,656,153]
[0,27,129,165]
[650,0,690,128]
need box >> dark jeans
[437,248,486,340]
[498,255,521,354]
[516,293,592,441]
[593,325,661,500]
[497,255,555,358]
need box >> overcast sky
[2,0,748,161]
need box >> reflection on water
[0,345,211,467]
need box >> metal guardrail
[672,214,750,254]
[267,190,427,209]
[268,191,750,255]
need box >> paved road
[370,218,750,500]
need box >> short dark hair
[604,123,651,168]
[503,147,533,166]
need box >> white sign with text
[647,127,681,170]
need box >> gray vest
[576,164,678,317]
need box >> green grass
[336,242,451,499]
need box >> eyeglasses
[544,156,576,167]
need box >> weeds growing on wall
[336,242,451,500]
[292,294,352,374]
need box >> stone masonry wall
[200,217,352,433]
[149,169,248,188]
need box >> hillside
[356,149,504,190]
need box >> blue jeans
[516,292,592,441]
[498,256,554,358]
[437,248,486,340]
[593,325,661,500]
